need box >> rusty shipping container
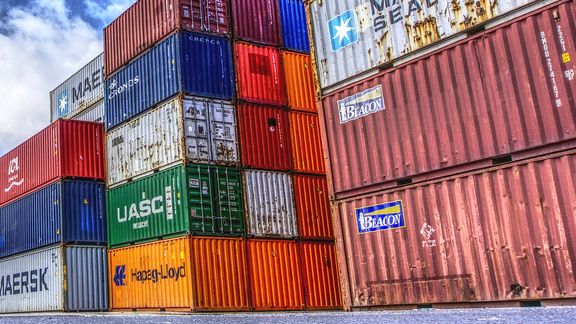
[320,1,576,198]
[50,53,104,121]
[104,0,231,77]
[308,0,551,90]
[299,241,343,310]
[0,120,105,205]
[238,104,291,171]
[333,150,576,308]
[244,170,297,238]
[293,174,333,240]
[107,96,239,187]
[247,239,305,310]
[289,112,325,174]
[235,43,287,107]
[282,51,316,112]
[108,236,248,311]
[232,0,280,45]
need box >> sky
[0,0,135,155]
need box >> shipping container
[247,239,304,310]
[104,0,231,77]
[299,241,342,310]
[0,180,106,258]
[232,0,280,45]
[282,51,316,112]
[108,236,248,311]
[279,0,310,53]
[0,245,108,313]
[289,112,324,174]
[333,150,576,308]
[71,100,104,123]
[107,163,244,247]
[235,43,286,107]
[107,96,238,187]
[0,120,105,205]
[293,174,333,240]
[105,32,235,130]
[238,104,291,171]
[320,0,576,198]
[50,53,104,121]
[243,170,296,238]
[308,0,549,90]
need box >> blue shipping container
[105,31,235,130]
[279,0,310,53]
[0,180,106,258]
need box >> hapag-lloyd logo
[107,75,140,100]
[4,157,24,193]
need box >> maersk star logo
[57,90,69,117]
[328,10,358,51]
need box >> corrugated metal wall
[243,170,297,238]
[334,150,576,307]
[50,54,104,121]
[0,180,106,258]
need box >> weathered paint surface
[308,0,546,89]
[320,1,576,198]
[334,150,576,308]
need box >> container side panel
[247,239,304,310]
[244,170,297,238]
[190,237,249,311]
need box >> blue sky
[0,0,135,155]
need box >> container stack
[306,0,576,309]
[0,120,108,313]
[50,54,105,123]
[103,0,341,312]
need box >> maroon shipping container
[333,150,576,309]
[238,104,291,171]
[235,43,286,107]
[104,0,231,77]
[0,120,105,205]
[232,0,280,45]
[319,1,576,198]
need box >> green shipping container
[106,163,244,247]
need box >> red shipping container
[289,112,325,174]
[232,0,280,45]
[293,174,333,240]
[247,239,305,310]
[235,43,286,107]
[299,241,342,310]
[238,104,291,171]
[333,150,576,308]
[319,0,576,198]
[104,0,231,78]
[0,120,105,205]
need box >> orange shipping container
[282,51,316,112]
[289,112,325,174]
[108,236,248,311]
[299,241,343,310]
[293,174,333,239]
[247,239,305,310]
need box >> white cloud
[0,0,103,155]
[84,0,136,27]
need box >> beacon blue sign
[356,200,406,234]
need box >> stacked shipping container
[306,0,576,309]
[102,0,341,311]
[0,120,108,312]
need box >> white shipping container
[50,54,104,121]
[308,0,546,90]
[0,245,108,313]
[71,100,104,123]
[244,170,297,238]
[106,95,239,187]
